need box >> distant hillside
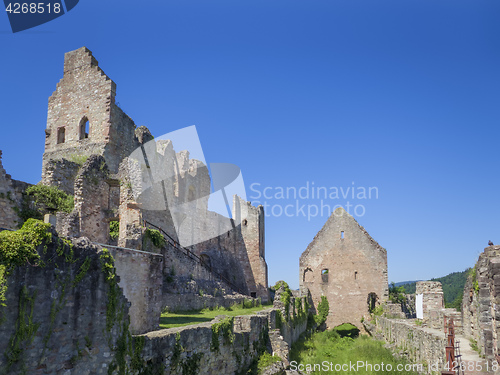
[394,280,421,287]
[397,269,471,309]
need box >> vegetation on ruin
[333,323,360,338]
[0,219,52,306]
[388,282,407,304]
[470,265,479,294]
[211,316,234,352]
[314,295,329,326]
[272,280,292,319]
[255,352,282,373]
[67,154,89,165]
[159,302,268,329]
[14,184,74,225]
[0,220,103,372]
[290,329,420,375]
[98,248,158,375]
[469,338,480,355]
[144,228,166,248]
[109,220,119,240]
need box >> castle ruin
[0,46,269,334]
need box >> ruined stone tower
[299,207,388,330]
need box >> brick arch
[79,116,90,140]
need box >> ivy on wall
[14,185,74,225]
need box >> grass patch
[257,352,282,372]
[290,330,420,374]
[469,338,480,355]
[159,304,269,329]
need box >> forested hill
[397,269,470,309]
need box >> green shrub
[144,228,166,248]
[0,219,52,305]
[314,296,329,327]
[15,185,74,225]
[26,185,74,214]
[109,221,119,240]
[389,282,406,304]
[334,323,360,338]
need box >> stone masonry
[462,245,500,364]
[299,207,388,330]
[0,151,29,230]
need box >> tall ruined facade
[299,207,388,330]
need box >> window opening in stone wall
[57,127,65,144]
[79,117,89,140]
[367,292,378,313]
[355,271,358,280]
[109,220,119,244]
[341,231,344,239]
[321,269,329,283]
[251,292,257,298]
[303,268,313,282]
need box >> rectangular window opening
[341,231,344,239]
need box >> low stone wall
[135,313,269,374]
[131,306,306,374]
[374,317,446,373]
[163,292,250,312]
[107,245,164,334]
[427,308,463,335]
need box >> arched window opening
[303,268,313,282]
[321,269,329,283]
[367,292,378,313]
[57,127,66,144]
[79,117,89,140]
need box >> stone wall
[299,207,388,330]
[131,305,306,375]
[374,317,446,374]
[161,240,253,312]
[0,150,28,230]
[0,232,131,375]
[462,245,500,363]
[416,281,444,317]
[41,158,82,195]
[57,155,116,244]
[107,245,164,334]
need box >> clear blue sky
[1,0,499,289]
